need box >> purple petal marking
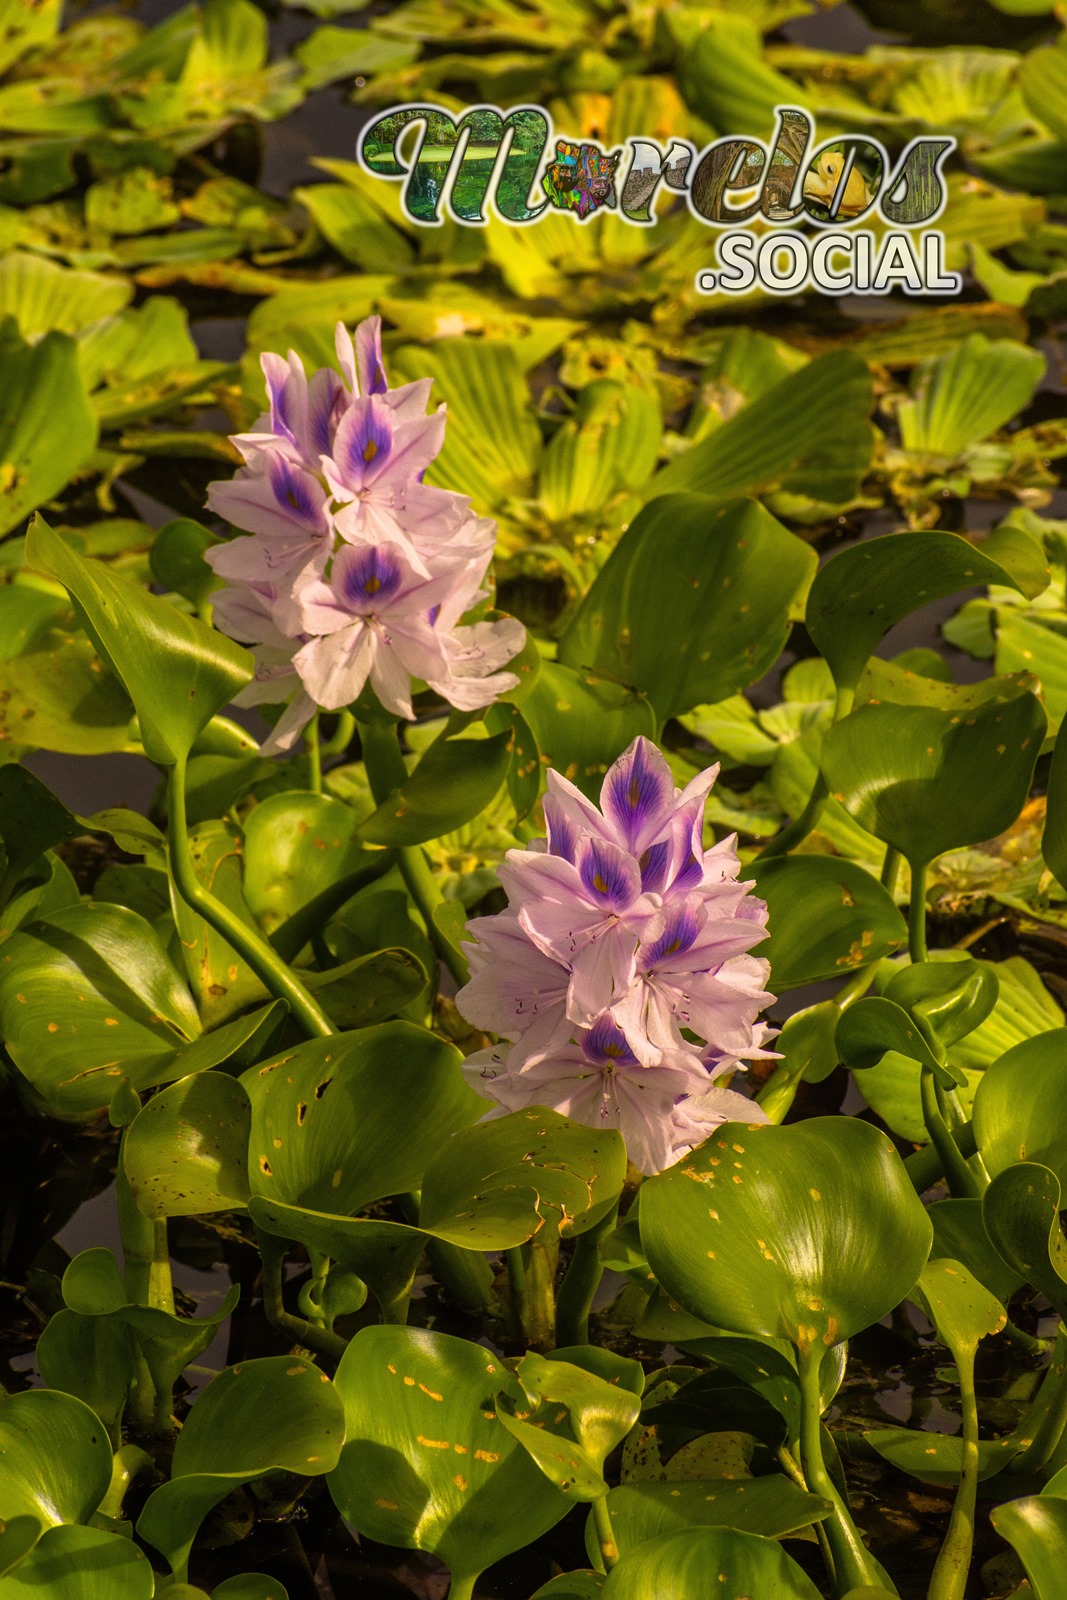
[601,736,672,850]
[578,837,639,909]
[543,792,581,862]
[338,546,403,609]
[355,315,389,396]
[269,458,321,526]
[581,1016,640,1070]
[641,902,702,969]
[639,840,669,895]
[341,400,393,481]
[307,369,343,457]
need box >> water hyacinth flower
[456,736,776,1174]
[205,317,524,749]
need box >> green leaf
[897,336,1046,459]
[748,856,906,989]
[521,662,657,803]
[0,764,79,896]
[992,1494,1067,1600]
[601,1527,823,1600]
[0,331,96,538]
[0,587,135,757]
[0,1526,154,1600]
[558,497,815,721]
[25,514,252,766]
[651,351,874,506]
[912,1257,1006,1357]
[327,1326,572,1590]
[836,996,962,1090]
[982,1162,1067,1321]
[241,1024,479,1213]
[360,729,512,847]
[883,958,1000,1049]
[149,517,220,607]
[530,1577,605,1600]
[419,1106,627,1243]
[123,1071,252,1218]
[1042,719,1067,894]
[1021,40,1067,143]
[0,1389,112,1527]
[0,902,201,1116]
[497,1352,642,1502]
[0,1519,40,1582]
[821,691,1046,867]
[241,791,366,933]
[295,27,419,90]
[973,1029,1067,1185]
[587,1478,833,1568]
[807,528,1049,695]
[212,1580,289,1600]
[137,1357,344,1577]
[928,1199,1024,1305]
[640,1118,932,1350]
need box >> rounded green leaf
[123,1071,252,1218]
[0,765,78,897]
[327,1326,571,1587]
[586,1478,833,1568]
[992,1494,1067,1600]
[807,528,1049,695]
[137,1357,344,1577]
[496,1353,642,1502]
[35,1311,133,1442]
[748,856,906,989]
[982,1162,1067,1321]
[25,514,252,766]
[883,958,999,1049]
[0,901,199,1115]
[0,1390,112,1528]
[821,692,1046,866]
[530,1577,604,1600]
[640,1118,933,1350]
[360,728,512,846]
[0,332,96,539]
[912,1257,1006,1358]
[241,1024,479,1213]
[0,1526,154,1600]
[1042,719,1067,893]
[559,496,815,721]
[601,1526,823,1600]
[419,1106,627,1242]
[0,1520,39,1582]
[928,1199,1024,1305]
[835,995,963,1090]
[973,1030,1067,1184]
[520,662,657,803]
[241,792,366,933]
[212,1579,289,1600]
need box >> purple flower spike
[456,736,775,1174]
[206,313,524,725]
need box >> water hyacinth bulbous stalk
[456,737,777,1174]
[205,317,525,749]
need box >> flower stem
[320,708,356,759]
[1009,1329,1067,1474]
[255,1227,348,1362]
[927,1351,980,1600]
[908,859,928,962]
[357,718,469,988]
[756,774,828,861]
[881,845,900,896]
[446,1574,477,1600]
[797,1344,888,1595]
[920,1068,979,1200]
[167,752,334,1040]
[555,1203,618,1349]
[592,1494,619,1570]
[307,713,322,794]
